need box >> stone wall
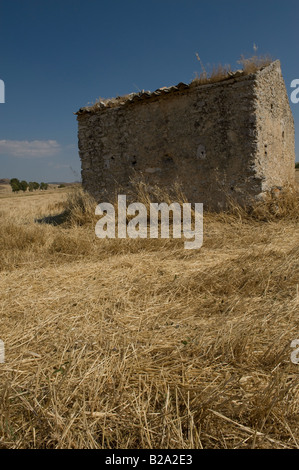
[76,60,295,209]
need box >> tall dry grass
[237,54,273,75]
[192,54,273,86]
[0,184,298,449]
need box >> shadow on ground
[35,211,69,226]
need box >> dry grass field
[0,175,299,449]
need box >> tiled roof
[76,82,192,115]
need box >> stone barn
[76,60,295,209]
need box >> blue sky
[0,0,298,183]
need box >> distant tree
[58,184,66,188]
[10,178,21,192]
[295,162,299,169]
[40,182,48,190]
[28,181,40,191]
[19,180,29,192]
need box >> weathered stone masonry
[76,61,295,209]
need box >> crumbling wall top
[76,61,281,116]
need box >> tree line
[10,178,49,192]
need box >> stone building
[76,60,295,209]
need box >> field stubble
[0,180,299,449]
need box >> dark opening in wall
[163,154,174,165]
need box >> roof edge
[75,60,279,116]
